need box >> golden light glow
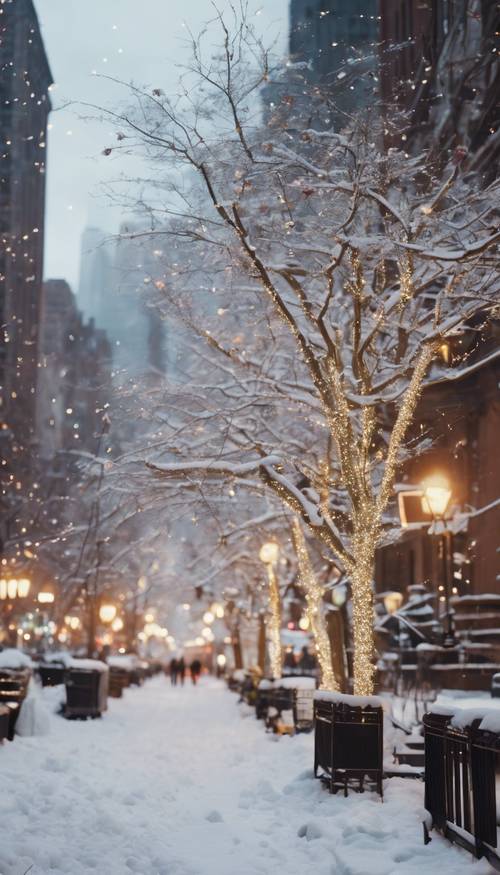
[38,591,55,604]
[266,560,282,679]
[18,578,31,598]
[421,476,452,518]
[0,578,31,600]
[203,611,215,625]
[292,518,338,691]
[259,541,279,566]
[111,617,124,632]
[383,591,404,614]
[99,604,117,624]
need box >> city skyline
[34,0,289,289]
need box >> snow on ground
[0,677,492,875]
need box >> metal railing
[424,711,500,868]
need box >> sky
[34,0,289,290]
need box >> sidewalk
[0,677,490,874]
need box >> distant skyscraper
[0,0,52,554]
[263,1,379,128]
[77,227,113,324]
[37,278,112,460]
[0,0,52,431]
[77,223,166,381]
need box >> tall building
[263,1,379,129]
[0,0,52,428]
[37,279,112,462]
[378,1,500,171]
[0,0,52,554]
[77,223,166,380]
[77,227,113,324]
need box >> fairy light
[292,518,338,691]
[260,543,282,680]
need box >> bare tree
[105,11,500,694]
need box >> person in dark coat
[177,656,186,686]
[170,658,178,686]
[190,659,202,685]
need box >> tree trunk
[232,625,243,670]
[307,588,338,691]
[292,518,338,690]
[257,612,266,673]
[350,535,377,696]
[267,564,282,679]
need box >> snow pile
[279,676,316,690]
[107,655,139,671]
[16,686,51,737]
[39,651,73,667]
[0,648,33,670]
[69,658,109,673]
[431,691,500,732]
[314,690,384,708]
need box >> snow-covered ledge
[314,690,384,708]
[258,677,316,691]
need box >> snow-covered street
[0,678,492,875]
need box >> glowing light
[383,591,404,614]
[18,578,31,598]
[292,518,337,691]
[259,541,279,565]
[201,627,214,642]
[421,476,452,518]
[99,604,117,624]
[203,611,214,625]
[111,617,124,632]
[216,654,226,667]
[37,591,55,604]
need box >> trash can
[38,662,67,687]
[108,666,128,698]
[314,691,384,797]
[0,669,31,739]
[64,660,109,719]
[0,704,10,742]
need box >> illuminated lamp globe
[18,578,31,598]
[298,616,310,631]
[383,591,404,615]
[259,542,279,565]
[421,477,452,518]
[203,611,215,625]
[111,617,124,632]
[216,654,226,667]
[99,604,117,624]
[7,579,18,599]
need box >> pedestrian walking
[178,656,186,686]
[190,659,202,685]
[170,657,178,686]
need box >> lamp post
[421,477,455,647]
[259,541,282,679]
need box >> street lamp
[260,541,282,679]
[421,476,455,647]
